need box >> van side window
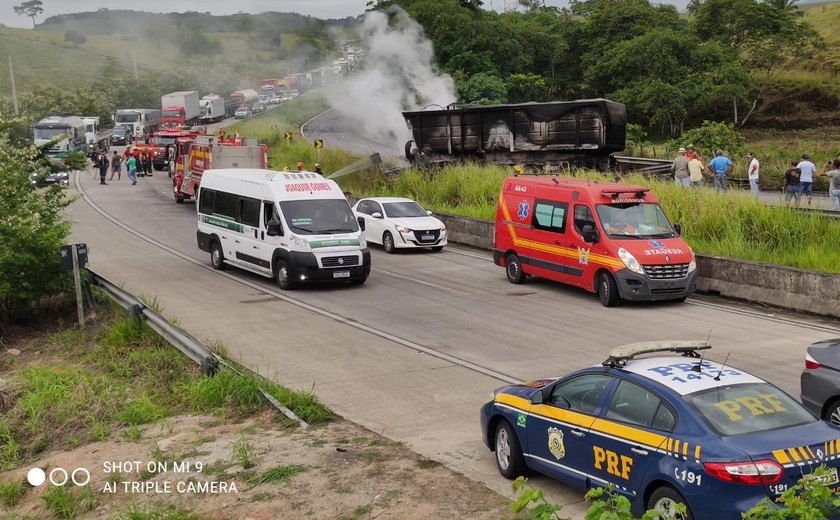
[573,205,596,235]
[199,188,216,214]
[533,200,568,233]
[214,192,238,219]
[239,198,260,227]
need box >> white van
[197,168,371,289]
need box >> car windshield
[595,203,676,238]
[280,199,359,235]
[383,201,428,218]
[687,383,815,436]
[115,114,140,123]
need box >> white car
[353,197,447,253]
[234,107,250,119]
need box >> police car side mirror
[674,223,682,236]
[371,212,383,219]
[581,224,599,244]
[530,390,544,405]
[266,222,283,237]
[357,216,366,231]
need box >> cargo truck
[229,89,259,110]
[113,108,161,138]
[81,116,111,158]
[161,91,200,129]
[34,114,87,158]
[198,94,227,123]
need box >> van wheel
[274,260,295,290]
[505,254,525,284]
[647,486,692,520]
[494,420,526,479]
[597,272,619,307]
[210,242,225,270]
[382,232,396,254]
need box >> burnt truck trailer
[402,99,626,170]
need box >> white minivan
[197,168,371,289]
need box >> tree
[176,27,222,57]
[0,115,71,335]
[765,0,803,17]
[13,0,44,28]
[64,29,86,48]
[457,71,507,104]
[143,18,173,48]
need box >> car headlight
[440,224,446,232]
[688,251,697,273]
[56,172,69,178]
[290,236,310,250]
[395,225,412,233]
[359,235,367,249]
[618,247,645,275]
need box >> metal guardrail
[87,268,309,428]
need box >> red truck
[161,91,200,129]
[141,128,201,171]
[171,133,268,203]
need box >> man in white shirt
[747,152,760,197]
[797,153,816,206]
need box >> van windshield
[280,199,359,235]
[595,203,676,239]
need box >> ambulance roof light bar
[602,340,712,367]
[600,187,650,200]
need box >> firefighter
[314,162,323,175]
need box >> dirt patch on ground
[2,411,510,519]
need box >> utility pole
[245,58,250,88]
[132,50,138,80]
[9,56,19,116]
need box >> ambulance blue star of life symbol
[518,200,530,220]
[649,240,665,249]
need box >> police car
[480,341,840,519]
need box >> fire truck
[137,128,203,171]
[171,132,268,203]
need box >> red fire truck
[171,132,268,203]
[146,128,202,171]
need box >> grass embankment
[0,297,331,518]
[335,164,840,274]
[228,93,358,173]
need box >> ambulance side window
[573,205,596,235]
[199,188,216,214]
[238,197,260,227]
[533,200,568,234]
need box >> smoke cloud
[326,7,456,151]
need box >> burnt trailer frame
[402,99,627,170]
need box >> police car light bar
[602,340,712,367]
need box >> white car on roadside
[353,197,447,253]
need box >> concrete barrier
[347,196,840,318]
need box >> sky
[0,0,693,29]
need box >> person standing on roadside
[708,149,733,191]
[126,154,138,185]
[797,154,816,206]
[688,152,705,187]
[672,147,691,187]
[820,159,840,210]
[109,150,122,181]
[747,152,760,197]
[313,162,323,175]
[142,151,153,177]
[783,160,802,208]
[685,144,696,160]
[95,149,109,185]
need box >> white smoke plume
[326,7,456,151]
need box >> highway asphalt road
[68,157,840,515]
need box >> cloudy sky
[0,0,691,28]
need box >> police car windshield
[687,383,815,436]
[596,203,675,238]
[280,199,359,235]
[384,202,427,218]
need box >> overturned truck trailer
[402,99,626,170]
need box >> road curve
[68,161,840,516]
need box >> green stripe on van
[309,238,360,248]
[201,215,243,232]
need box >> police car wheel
[494,420,526,479]
[647,486,692,520]
[210,242,225,271]
[382,232,396,254]
[597,272,619,307]
[505,254,525,284]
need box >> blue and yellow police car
[480,341,840,519]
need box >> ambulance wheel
[597,272,619,307]
[505,254,525,284]
[210,242,225,271]
[647,486,692,520]
[494,420,525,479]
[274,260,295,290]
[382,232,396,254]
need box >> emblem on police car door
[548,427,565,460]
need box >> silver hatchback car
[801,339,840,424]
